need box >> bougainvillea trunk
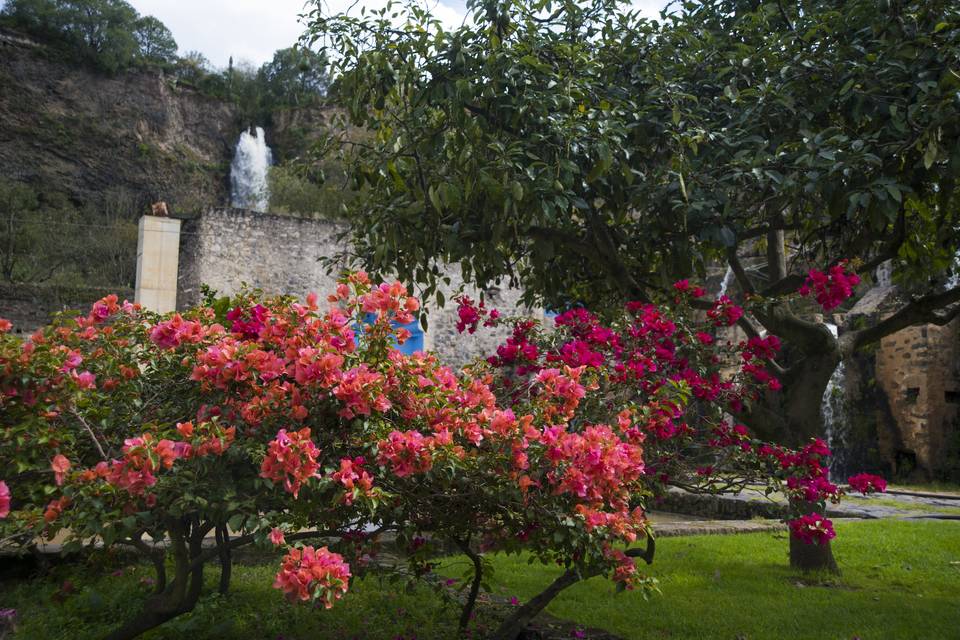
[105,520,207,640]
[491,568,582,640]
[788,499,839,573]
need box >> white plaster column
[135,215,181,313]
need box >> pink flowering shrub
[0,271,884,638]
[456,279,886,559]
[789,513,837,545]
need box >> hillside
[0,27,240,214]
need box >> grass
[1,520,957,639]
[0,560,489,640]
[887,482,960,495]
[451,519,960,640]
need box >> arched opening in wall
[905,387,920,403]
[894,449,918,479]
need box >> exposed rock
[0,27,240,214]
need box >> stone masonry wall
[176,208,539,366]
[874,319,960,478]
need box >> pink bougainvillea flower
[0,481,10,518]
[788,513,836,545]
[798,262,861,311]
[268,527,286,547]
[274,545,351,607]
[51,455,71,487]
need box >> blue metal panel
[357,313,424,354]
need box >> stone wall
[874,319,960,479]
[176,208,539,366]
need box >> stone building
[841,287,960,480]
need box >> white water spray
[230,126,273,212]
[718,265,735,299]
[875,260,893,288]
[820,323,847,477]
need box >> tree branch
[849,287,960,350]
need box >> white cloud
[128,0,668,69]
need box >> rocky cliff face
[0,28,240,214]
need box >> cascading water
[230,126,273,212]
[875,260,893,288]
[718,265,735,299]
[820,323,847,477]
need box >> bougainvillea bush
[0,271,883,640]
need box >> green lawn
[1,520,957,639]
[0,561,488,640]
[456,519,960,640]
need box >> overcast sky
[127,0,668,69]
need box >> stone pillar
[135,215,181,313]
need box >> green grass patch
[449,520,960,640]
[0,561,486,639]
[888,482,960,495]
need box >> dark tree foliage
[1,0,179,71]
[259,46,330,107]
[133,15,177,65]
[306,0,960,444]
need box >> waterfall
[875,260,893,288]
[718,265,735,299]
[820,323,847,477]
[230,126,273,212]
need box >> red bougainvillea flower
[798,262,861,311]
[0,318,11,333]
[274,545,351,608]
[788,513,836,545]
[0,481,10,518]
[847,473,887,494]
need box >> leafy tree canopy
[306,0,960,443]
[1,0,176,71]
[307,0,959,307]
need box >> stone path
[659,484,960,522]
[648,511,785,537]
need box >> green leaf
[923,141,938,169]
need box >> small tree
[133,15,177,65]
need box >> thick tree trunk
[745,349,840,445]
[789,535,839,573]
